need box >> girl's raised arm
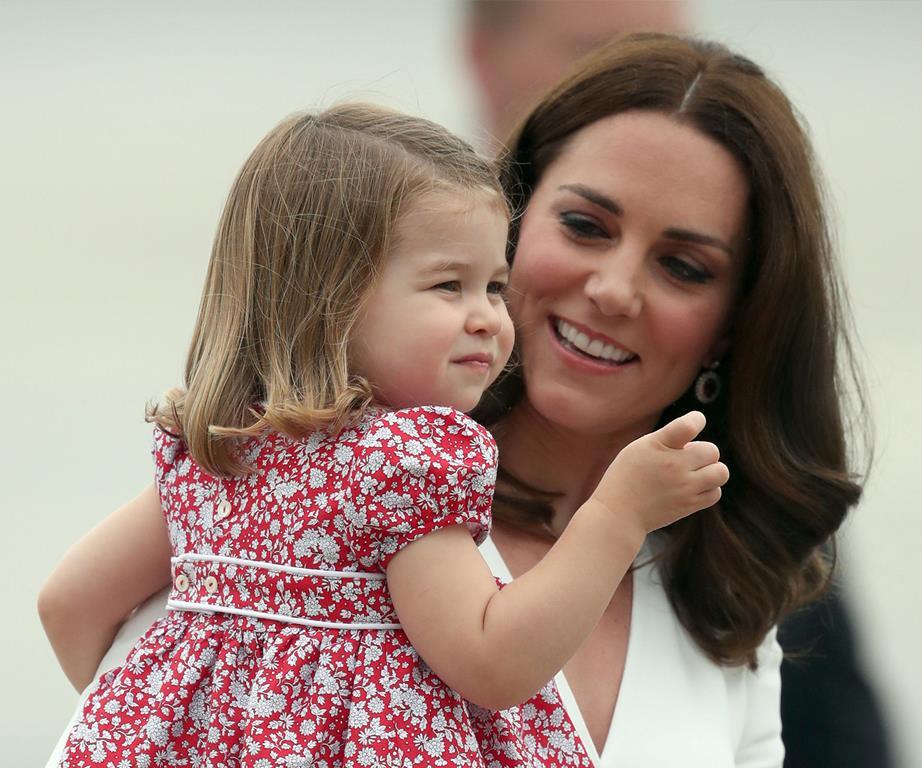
[38,484,172,691]
[386,502,640,711]
[386,411,724,711]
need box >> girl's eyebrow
[419,259,509,277]
[560,183,734,256]
[559,184,623,215]
[420,258,462,273]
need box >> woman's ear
[705,333,731,367]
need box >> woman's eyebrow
[559,184,623,215]
[663,227,734,256]
[559,183,734,256]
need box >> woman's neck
[495,400,654,535]
[494,400,654,537]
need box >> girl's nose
[584,248,644,318]
[465,293,505,336]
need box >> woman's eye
[660,255,712,284]
[559,212,607,239]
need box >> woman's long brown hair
[476,33,870,667]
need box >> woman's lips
[552,316,637,360]
[547,317,638,372]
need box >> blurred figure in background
[463,2,894,767]
[778,587,894,768]
[465,0,686,150]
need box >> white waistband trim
[172,553,385,580]
[167,599,401,630]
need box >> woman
[44,33,863,767]
[470,31,864,765]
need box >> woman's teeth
[555,319,636,363]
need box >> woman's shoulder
[633,537,783,699]
[624,544,783,763]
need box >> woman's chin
[519,377,669,445]
[523,382,620,437]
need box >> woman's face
[508,110,749,437]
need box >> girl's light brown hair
[151,103,505,475]
[478,33,870,667]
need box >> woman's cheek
[510,236,575,307]
[652,296,727,367]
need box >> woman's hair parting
[480,32,870,667]
[150,103,506,475]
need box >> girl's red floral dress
[59,406,593,768]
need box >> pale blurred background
[2,1,919,765]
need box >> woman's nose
[584,249,644,318]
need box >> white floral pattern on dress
[59,406,593,768]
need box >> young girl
[41,104,728,767]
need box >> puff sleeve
[151,425,196,552]
[152,425,184,496]
[344,406,496,571]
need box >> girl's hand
[590,411,727,534]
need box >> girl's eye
[660,254,712,284]
[487,281,508,296]
[559,212,608,239]
[434,280,461,292]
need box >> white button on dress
[215,500,232,522]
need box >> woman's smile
[550,316,638,367]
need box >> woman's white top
[479,537,784,768]
[46,536,783,767]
